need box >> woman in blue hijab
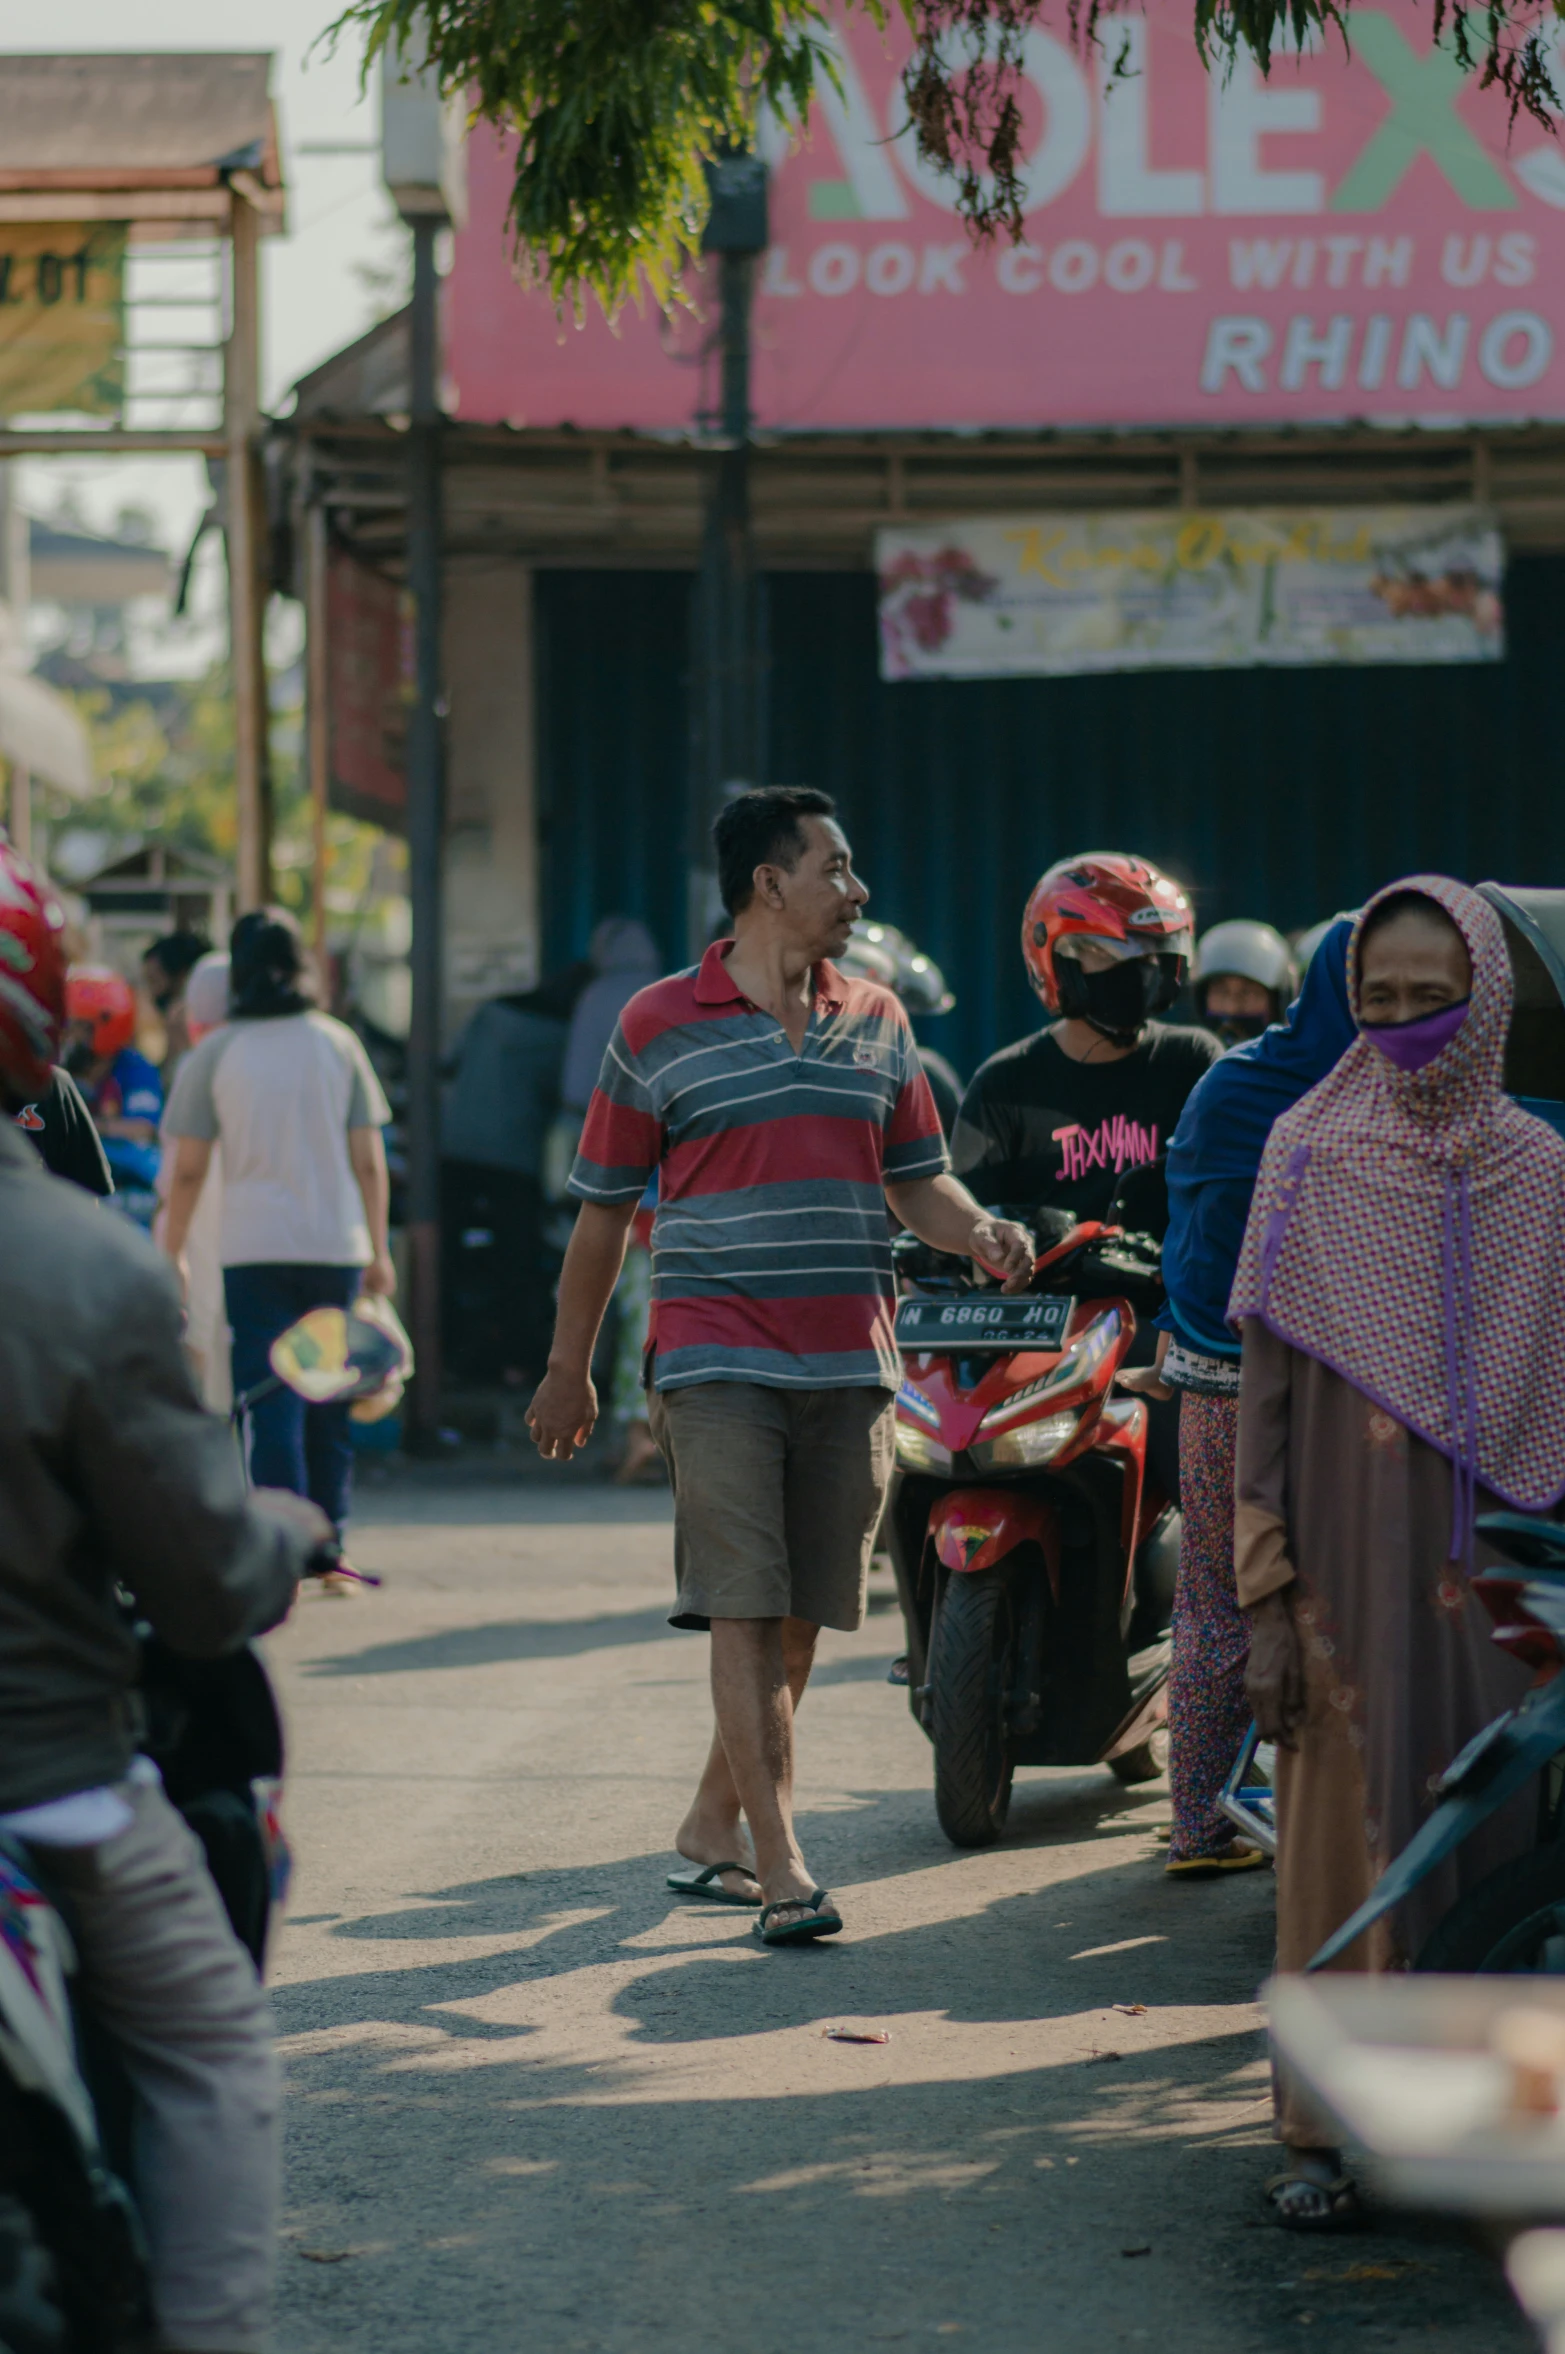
[1128,917,1356,1875]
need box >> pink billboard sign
[446,4,1565,432]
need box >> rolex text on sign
[448,6,1565,430]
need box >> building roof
[292,307,411,423]
[30,523,169,607]
[0,53,280,191]
[79,841,230,889]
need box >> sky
[10,1,409,671]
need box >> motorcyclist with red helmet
[952,852,1221,1227]
[64,963,164,1223]
[0,843,326,2354]
[952,855,1220,1505]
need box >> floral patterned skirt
[1168,1391,1253,1861]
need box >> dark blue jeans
[224,1263,361,1538]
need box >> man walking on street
[527,788,1032,1943]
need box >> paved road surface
[266,1475,1527,2354]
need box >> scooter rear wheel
[1413,1844,1565,1973]
[929,1568,1017,1848]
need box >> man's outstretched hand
[526,1367,599,1462]
[969,1214,1035,1295]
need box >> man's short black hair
[713,786,837,916]
[144,928,212,981]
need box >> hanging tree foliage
[330,0,1563,317]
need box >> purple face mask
[1362,998,1470,1072]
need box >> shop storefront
[281,1,1565,1074]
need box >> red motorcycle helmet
[0,844,68,1098]
[65,965,137,1062]
[1022,853,1194,1019]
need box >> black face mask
[63,1037,97,1079]
[1206,1010,1272,1049]
[1058,954,1173,1044]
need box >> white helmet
[1293,916,1353,973]
[1193,919,1297,998]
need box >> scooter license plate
[894,1294,1074,1353]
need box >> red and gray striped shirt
[568,939,949,1390]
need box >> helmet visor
[1056,930,1193,966]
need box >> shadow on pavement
[274,1807,1525,2354]
[302,1604,682,1677]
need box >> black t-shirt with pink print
[951,1020,1221,1231]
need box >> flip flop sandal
[756,1889,844,1946]
[1165,1842,1270,1878]
[666,1861,762,1906]
[1264,2171,1362,2232]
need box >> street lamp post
[686,153,769,960]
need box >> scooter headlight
[970,1409,1081,1471]
[895,1421,953,1474]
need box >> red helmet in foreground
[0,845,67,1098]
[1022,853,1194,1029]
[65,965,137,1062]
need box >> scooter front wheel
[929,1568,1017,1848]
[1413,1843,1565,1973]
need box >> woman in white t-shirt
[161,909,394,1566]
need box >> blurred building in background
[275,3,1565,1078]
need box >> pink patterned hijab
[1229,874,1565,1524]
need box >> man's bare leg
[674,1616,818,1905]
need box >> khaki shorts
[647,1381,896,1632]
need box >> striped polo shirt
[568,939,948,1390]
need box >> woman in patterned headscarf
[1230,875,1565,2229]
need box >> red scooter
[884,1213,1178,1847]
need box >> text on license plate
[894,1294,1073,1351]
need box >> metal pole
[686,248,761,960]
[226,187,270,911]
[404,216,444,1444]
[305,504,330,960]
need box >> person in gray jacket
[0,843,324,2354]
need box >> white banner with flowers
[875,507,1504,679]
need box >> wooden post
[305,503,330,959]
[225,187,269,911]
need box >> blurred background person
[142,926,212,1084]
[609,1174,661,1483]
[158,950,231,1412]
[63,964,162,1227]
[441,960,589,1389]
[545,917,661,1198]
[840,919,964,1136]
[160,909,393,1589]
[1190,920,1297,1049]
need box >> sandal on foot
[666,1861,762,1906]
[756,1889,843,1945]
[1264,2170,1362,2232]
[1165,1841,1269,1878]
